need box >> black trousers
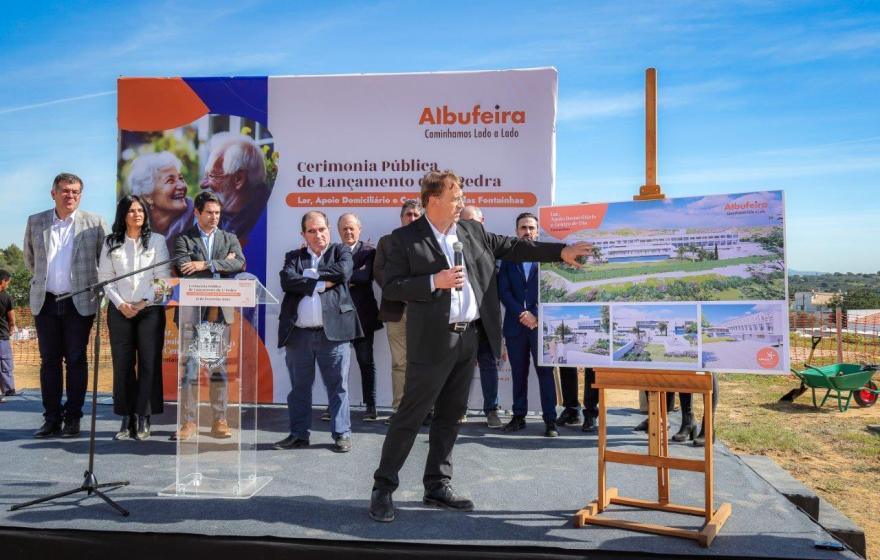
[34,293,95,423]
[352,330,376,407]
[679,373,719,419]
[559,367,599,419]
[373,323,478,492]
[107,304,166,416]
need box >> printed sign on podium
[159,277,278,499]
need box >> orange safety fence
[788,310,880,369]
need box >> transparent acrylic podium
[159,277,278,499]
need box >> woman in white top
[98,195,170,440]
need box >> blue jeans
[476,331,499,413]
[285,327,351,440]
[506,329,557,423]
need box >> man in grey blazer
[172,191,246,440]
[24,172,107,438]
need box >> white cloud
[0,91,115,116]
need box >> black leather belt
[298,326,323,331]
[449,320,479,333]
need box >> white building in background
[792,291,837,312]
[543,315,605,336]
[718,310,784,344]
[591,229,740,262]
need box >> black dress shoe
[273,435,310,450]
[582,415,597,432]
[557,407,582,426]
[363,405,378,421]
[333,435,352,453]
[135,415,151,441]
[114,415,134,440]
[384,412,396,425]
[544,421,559,437]
[502,415,526,432]
[633,418,649,432]
[423,485,474,511]
[369,488,395,522]
[34,420,62,438]
[60,419,81,438]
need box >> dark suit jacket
[382,215,565,362]
[498,260,539,339]
[173,225,246,278]
[277,243,364,347]
[349,241,382,333]
[374,233,406,322]
[173,225,246,323]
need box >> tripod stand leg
[96,481,130,490]
[91,489,130,517]
[9,486,87,512]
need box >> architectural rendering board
[538,191,789,373]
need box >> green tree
[600,306,610,333]
[555,322,572,337]
[658,321,668,336]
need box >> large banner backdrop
[117,68,558,406]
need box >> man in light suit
[24,172,107,438]
[274,211,363,453]
[369,170,591,522]
[498,212,559,437]
[172,191,246,440]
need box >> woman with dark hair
[98,195,170,440]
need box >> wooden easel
[573,368,731,546]
[571,69,731,547]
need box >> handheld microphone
[452,241,464,292]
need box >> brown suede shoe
[211,419,232,439]
[172,421,198,441]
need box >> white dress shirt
[294,246,329,328]
[98,233,171,308]
[46,210,76,295]
[427,220,479,324]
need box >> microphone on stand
[453,241,464,292]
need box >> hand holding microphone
[433,242,466,291]
[453,242,464,292]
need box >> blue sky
[598,190,783,230]
[1,1,878,272]
[702,302,782,324]
[543,305,606,322]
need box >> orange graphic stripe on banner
[539,203,609,240]
[118,78,209,131]
[286,192,538,208]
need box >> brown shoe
[211,419,232,439]
[173,421,197,441]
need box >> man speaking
[369,170,590,522]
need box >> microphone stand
[10,253,189,516]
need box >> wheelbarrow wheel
[853,381,878,408]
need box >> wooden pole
[635,68,665,201]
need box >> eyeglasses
[56,188,82,197]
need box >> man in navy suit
[498,212,559,437]
[337,213,382,420]
[274,211,364,453]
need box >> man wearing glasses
[24,173,107,438]
[369,170,592,522]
